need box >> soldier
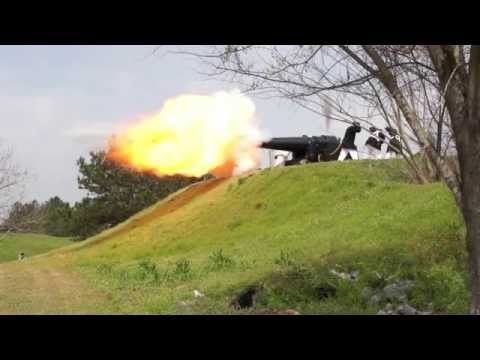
[385,127,401,159]
[365,126,385,160]
[338,121,361,161]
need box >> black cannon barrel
[260,137,310,153]
[260,135,341,162]
[261,136,339,152]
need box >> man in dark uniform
[338,121,361,161]
[385,126,401,159]
[365,126,385,160]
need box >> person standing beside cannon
[385,126,402,159]
[365,126,385,160]
[338,121,361,161]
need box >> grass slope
[0,233,72,263]
[0,160,469,314]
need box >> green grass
[0,233,72,263]
[0,159,470,314]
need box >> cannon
[261,135,342,165]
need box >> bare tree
[180,45,480,314]
[0,141,28,239]
[173,46,456,181]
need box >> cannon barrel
[260,137,310,153]
[261,135,341,162]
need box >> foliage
[1,151,199,239]
[70,151,199,239]
[1,200,45,233]
[43,197,74,237]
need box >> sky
[0,45,365,204]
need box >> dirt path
[0,178,228,314]
[0,259,110,314]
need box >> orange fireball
[107,91,262,178]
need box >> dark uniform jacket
[387,135,401,153]
[365,130,385,151]
[341,124,361,150]
[385,127,400,153]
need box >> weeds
[274,250,296,267]
[409,262,468,313]
[138,259,160,282]
[96,263,113,275]
[174,258,192,279]
[208,249,235,270]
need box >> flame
[106,90,263,178]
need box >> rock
[417,311,433,315]
[369,293,382,306]
[279,309,301,315]
[176,301,192,311]
[361,287,373,299]
[330,269,359,281]
[193,290,204,298]
[350,270,360,280]
[397,304,417,315]
[231,286,260,309]
[384,284,401,300]
[255,308,300,315]
[383,280,413,302]
[330,269,350,280]
[397,279,414,291]
[377,310,387,315]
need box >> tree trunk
[359,45,479,312]
[436,108,445,155]
[460,46,480,314]
[464,190,480,314]
[458,134,480,314]
[438,45,480,314]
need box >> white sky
[0,45,371,204]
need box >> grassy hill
[0,160,469,314]
[0,233,72,263]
